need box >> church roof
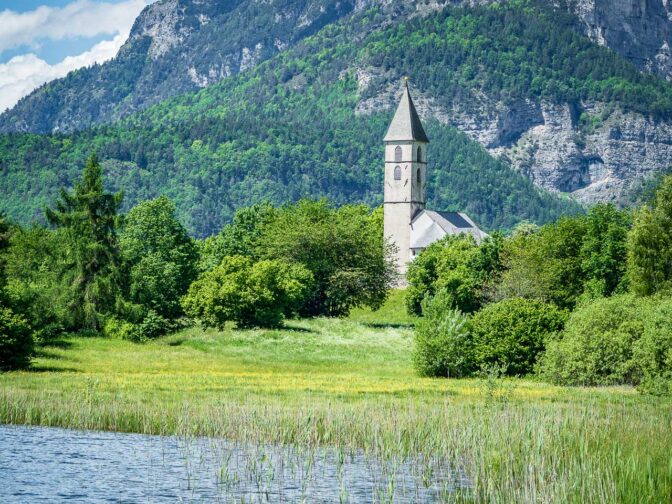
[383,81,430,144]
[410,210,488,249]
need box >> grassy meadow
[1,290,671,502]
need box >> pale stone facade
[383,82,487,285]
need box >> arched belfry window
[394,165,402,180]
[417,146,422,162]
[417,168,422,184]
[394,146,402,162]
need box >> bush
[634,298,672,395]
[540,295,672,390]
[104,317,134,340]
[406,234,503,316]
[471,298,566,376]
[541,295,643,386]
[0,307,33,370]
[182,255,314,329]
[103,310,170,342]
[255,201,396,317]
[413,290,474,378]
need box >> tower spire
[383,79,429,143]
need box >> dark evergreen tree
[46,154,123,329]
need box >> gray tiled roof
[410,210,488,249]
[383,81,430,143]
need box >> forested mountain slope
[4,0,672,136]
[4,1,672,235]
[1,2,596,236]
[0,0,369,133]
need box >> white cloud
[0,0,151,53]
[0,32,128,112]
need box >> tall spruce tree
[46,154,123,329]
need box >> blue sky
[0,0,156,112]
[0,1,76,11]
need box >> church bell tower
[383,80,429,283]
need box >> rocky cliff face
[351,0,672,204]
[357,76,672,204]
[563,0,672,80]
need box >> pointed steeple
[383,79,429,143]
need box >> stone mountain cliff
[566,0,672,81]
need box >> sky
[0,0,157,113]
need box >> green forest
[6,0,672,236]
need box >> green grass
[1,294,671,502]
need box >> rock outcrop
[563,0,672,80]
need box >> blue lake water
[0,424,469,503]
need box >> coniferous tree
[46,154,123,329]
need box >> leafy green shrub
[541,295,644,386]
[104,310,169,342]
[541,295,672,390]
[413,290,474,378]
[406,234,503,316]
[130,310,169,342]
[0,307,33,370]
[471,298,566,376]
[182,255,314,329]
[633,298,672,395]
[255,201,395,317]
[103,317,136,340]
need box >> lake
[0,424,468,502]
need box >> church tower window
[417,146,422,162]
[417,168,421,184]
[394,166,402,180]
[394,146,402,162]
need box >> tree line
[0,155,395,369]
[411,178,672,395]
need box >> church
[383,81,487,283]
